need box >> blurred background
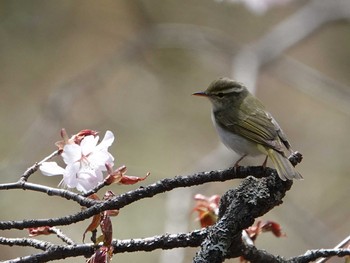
[0,0,349,262]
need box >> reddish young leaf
[192,194,220,228]
[104,165,150,185]
[86,246,114,263]
[104,165,126,185]
[73,129,99,145]
[245,220,262,242]
[83,194,102,243]
[83,214,102,243]
[100,213,113,246]
[240,220,286,263]
[245,220,286,243]
[119,173,150,185]
[89,193,101,201]
[83,192,119,244]
[55,128,99,150]
[193,208,218,228]
[103,191,115,200]
[55,128,70,151]
[261,220,286,237]
[28,226,52,237]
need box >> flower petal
[62,144,81,164]
[62,162,80,188]
[88,151,113,170]
[40,162,65,176]
[76,169,103,193]
[96,131,114,151]
[80,135,99,156]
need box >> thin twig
[315,234,350,263]
[0,236,53,251]
[289,248,350,263]
[20,150,60,182]
[82,180,109,197]
[0,181,96,207]
[50,227,76,245]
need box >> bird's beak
[192,91,208,97]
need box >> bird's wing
[215,108,285,153]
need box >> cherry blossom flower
[40,130,115,193]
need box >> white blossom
[40,131,115,193]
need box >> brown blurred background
[0,0,349,262]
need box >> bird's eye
[217,92,224,98]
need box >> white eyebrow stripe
[218,86,243,94]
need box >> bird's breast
[211,113,262,156]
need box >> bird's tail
[267,148,303,181]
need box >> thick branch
[192,173,350,263]
[193,175,293,263]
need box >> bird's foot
[288,151,303,166]
[234,154,247,167]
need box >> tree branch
[193,174,293,263]
[20,150,60,182]
[113,229,207,252]
[0,181,96,207]
[2,162,348,263]
[316,234,350,263]
[2,230,207,263]
[0,165,273,230]
[289,248,350,263]
[50,227,76,245]
[240,244,350,263]
[0,237,53,251]
[3,229,348,263]
[192,174,350,263]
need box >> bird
[193,77,302,181]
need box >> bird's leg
[262,155,268,168]
[234,154,247,167]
